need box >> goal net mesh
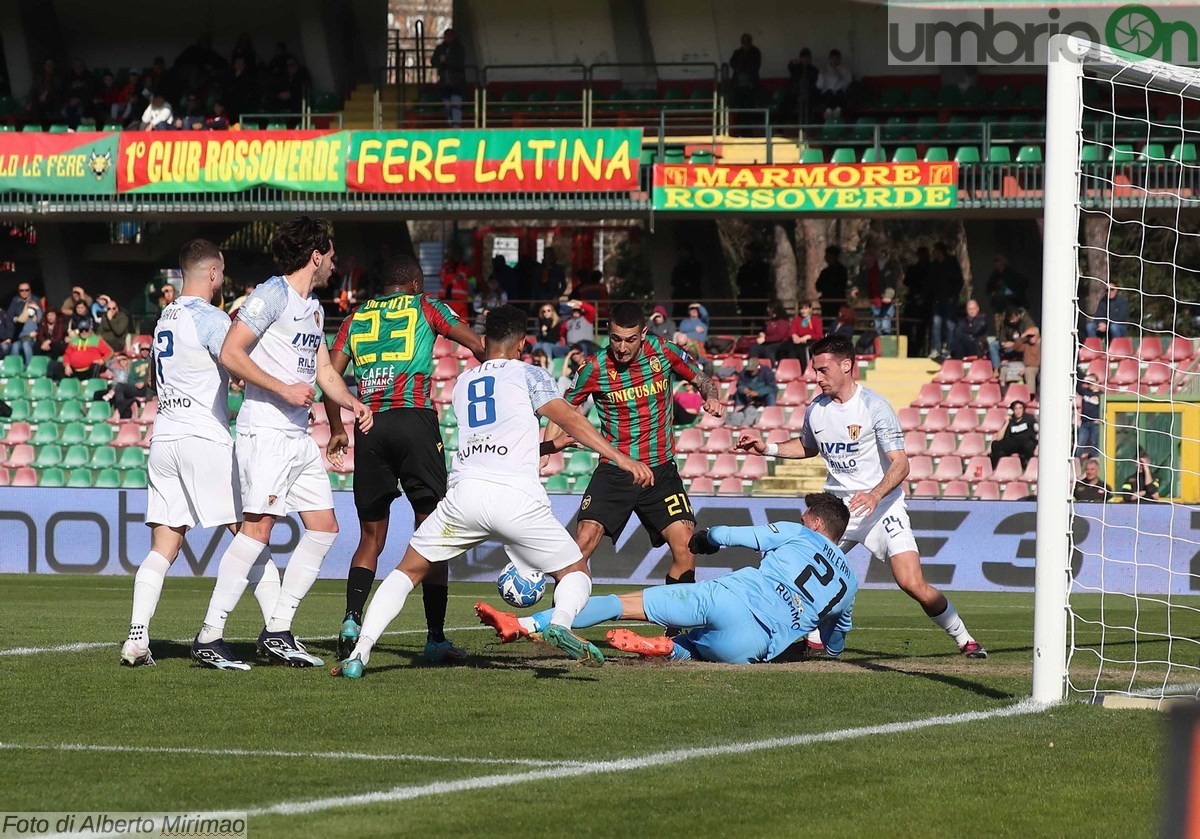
[1066,44,1200,703]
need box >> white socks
[931,599,974,646]
[806,629,822,646]
[129,551,172,633]
[247,549,281,625]
[549,570,592,629]
[197,533,267,643]
[265,530,337,633]
[351,569,416,665]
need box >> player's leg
[634,462,698,583]
[573,462,639,564]
[122,524,185,667]
[338,516,388,659]
[607,583,768,663]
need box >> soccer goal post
[1036,34,1200,705]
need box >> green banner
[0,132,118,195]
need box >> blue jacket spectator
[679,302,709,344]
[1087,285,1131,340]
[733,357,777,409]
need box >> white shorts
[146,437,241,530]
[236,428,333,516]
[410,478,582,573]
[838,492,919,561]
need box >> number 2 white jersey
[801,384,905,498]
[151,296,233,446]
[234,276,324,436]
[449,358,560,499]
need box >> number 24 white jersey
[449,359,560,499]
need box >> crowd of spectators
[22,36,314,130]
[727,35,859,126]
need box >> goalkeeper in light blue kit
[476,491,857,664]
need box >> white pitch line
[217,700,1047,818]
[0,642,114,656]
[0,741,579,768]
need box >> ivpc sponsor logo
[888,3,1200,66]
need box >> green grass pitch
[0,576,1174,837]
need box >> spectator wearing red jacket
[785,299,824,370]
[48,323,112,380]
[749,300,792,363]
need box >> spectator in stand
[1121,449,1162,502]
[473,275,508,327]
[672,330,712,376]
[873,287,897,335]
[90,294,110,322]
[35,308,67,359]
[563,299,597,355]
[158,282,176,311]
[204,100,230,130]
[26,59,62,122]
[646,305,676,342]
[173,34,226,95]
[670,244,703,318]
[232,33,258,70]
[97,298,132,351]
[736,242,771,322]
[267,42,290,77]
[998,305,1037,366]
[440,254,473,319]
[223,56,260,124]
[558,346,587,395]
[1076,374,1102,462]
[679,302,709,345]
[130,279,162,332]
[93,70,121,122]
[1015,324,1041,398]
[948,298,989,361]
[532,249,567,306]
[48,320,112,380]
[490,255,520,301]
[533,303,567,358]
[143,57,172,101]
[272,54,310,114]
[69,300,94,336]
[1074,458,1111,502]
[785,299,823,371]
[850,249,897,311]
[7,282,41,365]
[728,33,762,132]
[1086,283,1131,341]
[100,342,153,418]
[903,246,931,357]
[0,307,14,358]
[832,305,857,341]
[60,59,93,128]
[530,347,552,373]
[728,357,777,426]
[927,241,964,361]
[817,49,852,119]
[431,28,467,128]
[673,382,704,426]
[172,92,207,129]
[987,253,1026,324]
[816,245,849,320]
[750,300,792,363]
[989,400,1038,470]
[787,47,819,125]
[574,269,609,313]
[113,70,146,124]
[138,92,174,130]
[60,285,92,316]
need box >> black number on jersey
[794,553,834,602]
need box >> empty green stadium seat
[526,90,552,109]
[28,378,54,401]
[1016,145,1043,163]
[936,86,962,108]
[987,145,1012,163]
[892,147,919,163]
[60,422,87,445]
[882,116,908,141]
[440,407,456,428]
[1142,143,1167,161]
[544,474,571,493]
[30,421,59,444]
[57,401,85,422]
[23,356,49,378]
[562,451,596,477]
[39,468,66,487]
[82,378,107,398]
[944,115,974,141]
[552,90,578,110]
[66,468,93,488]
[443,428,458,450]
[663,147,686,164]
[961,85,988,107]
[85,402,113,424]
[2,379,25,401]
[1171,143,1197,162]
[689,149,715,164]
[85,423,115,446]
[924,146,950,162]
[327,471,346,491]
[1019,84,1045,107]
[62,444,89,468]
[800,147,824,164]
[831,147,858,164]
[639,148,657,166]
[907,86,934,109]
[89,446,117,469]
[7,399,30,421]
[1110,144,1136,162]
[1,355,23,378]
[852,117,876,143]
[117,447,146,469]
[878,87,906,108]
[49,124,70,133]
[94,468,121,488]
[55,378,81,401]
[311,91,340,111]
[687,89,710,109]
[22,124,41,132]
[861,147,886,163]
[1081,145,1106,163]
[121,469,147,489]
[991,85,1016,107]
[266,121,288,130]
[31,402,58,423]
[913,116,938,141]
[34,445,63,468]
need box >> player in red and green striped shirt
[548,301,722,590]
[327,254,483,662]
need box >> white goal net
[1036,36,1200,705]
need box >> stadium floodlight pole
[1032,33,1084,705]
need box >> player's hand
[326,430,349,468]
[280,382,316,408]
[702,398,723,417]
[618,456,655,487]
[351,399,374,433]
[848,490,880,517]
[735,433,767,455]
[552,433,576,453]
[688,529,720,555]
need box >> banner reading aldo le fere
[347,129,641,192]
[653,162,958,212]
[0,131,118,195]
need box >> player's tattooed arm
[693,370,723,416]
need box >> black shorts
[577,461,695,547]
[353,408,447,521]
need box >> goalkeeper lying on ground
[476,491,858,664]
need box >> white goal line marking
[0,741,579,769]
[217,700,1046,818]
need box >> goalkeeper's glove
[688,529,720,555]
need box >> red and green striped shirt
[331,292,460,412]
[565,333,701,466]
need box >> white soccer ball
[497,561,546,608]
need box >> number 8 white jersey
[449,358,560,499]
[152,297,234,446]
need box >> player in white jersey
[332,306,655,678]
[207,217,373,668]
[737,335,986,658]
[121,240,278,668]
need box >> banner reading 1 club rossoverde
[0,128,642,195]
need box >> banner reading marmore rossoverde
[652,162,959,212]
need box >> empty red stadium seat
[965,359,996,383]
[934,359,965,384]
[923,407,951,433]
[898,407,921,433]
[904,431,927,456]
[908,456,934,481]
[1107,336,1135,359]
[12,466,36,486]
[973,480,1001,500]
[942,382,973,409]
[310,424,332,449]
[112,422,142,448]
[910,479,940,498]
[783,410,807,433]
[758,406,786,431]
[739,458,767,481]
[931,455,964,482]
[778,381,807,407]
[540,452,564,476]
[134,401,157,426]
[774,359,803,383]
[310,402,329,425]
[688,476,714,495]
[926,432,957,458]
[433,337,454,358]
[1001,480,1031,500]
[973,383,1002,408]
[454,342,475,359]
[766,429,791,445]
[716,477,744,496]
[702,428,733,454]
[941,480,970,499]
[3,421,30,445]
[1004,383,1032,405]
[5,444,33,468]
[1167,336,1195,362]
[948,409,979,433]
[679,453,709,479]
[912,383,943,408]
[963,455,993,482]
[1109,358,1140,388]
[698,411,725,430]
[1084,357,1109,385]
[991,455,1024,483]
[717,357,743,378]
[1021,457,1039,483]
[0,467,8,486]
[433,356,459,381]
[1136,337,1163,362]
[1078,337,1104,363]
[709,453,739,479]
[979,407,1009,434]
[0,445,9,466]
[957,433,987,459]
[1143,362,1173,388]
[433,381,455,404]
[675,427,703,454]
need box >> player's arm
[219,319,313,406]
[688,522,804,555]
[538,397,653,487]
[819,602,853,659]
[425,296,486,362]
[737,403,818,458]
[446,322,485,362]
[325,348,352,466]
[849,396,908,516]
[316,342,373,432]
[543,357,596,453]
[660,335,721,416]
